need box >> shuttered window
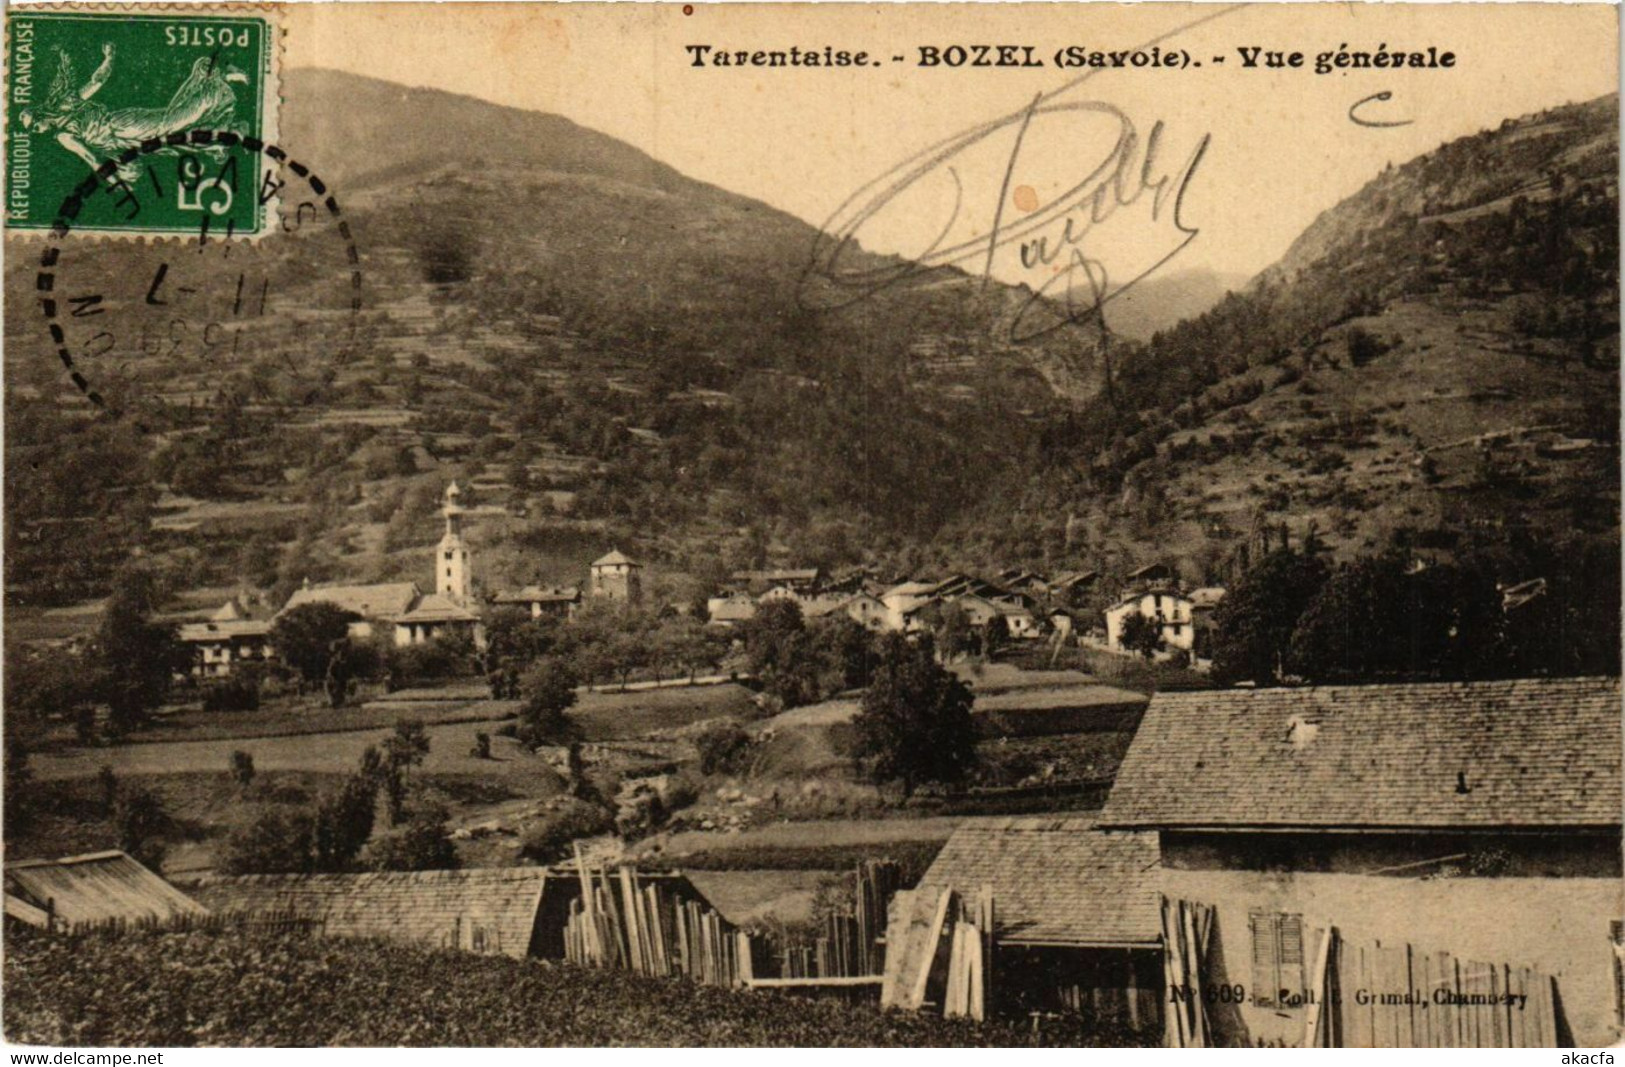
[1250,911,1306,1008]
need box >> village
[6,477,1620,1049]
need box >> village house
[279,485,481,650]
[879,580,939,632]
[281,580,422,642]
[1097,676,1624,1048]
[1050,570,1102,607]
[704,591,759,626]
[177,598,274,678]
[837,592,890,631]
[1125,562,1174,586]
[1104,587,1197,654]
[490,585,582,620]
[728,568,823,596]
[589,549,643,605]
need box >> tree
[113,787,171,872]
[852,634,978,800]
[932,603,974,661]
[1287,553,1506,684]
[1119,613,1165,660]
[809,615,877,692]
[653,616,724,684]
[313,773,379,871]
[983,615,1011,658]
[741,600,823,708]
[516,657,580,748]
[220,809,318,875]
[376,720,430,824]
[271,602,360,688]
[1209,547,1331,686]
[229,750,256,792]
[95,566,186,736]
[365,805,459,871]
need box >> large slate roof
[913,818,1162,947]
[187,868,547,958]
[1098,677,1622,831]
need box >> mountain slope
[958,94,1619,585]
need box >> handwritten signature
[799,6,1239,344]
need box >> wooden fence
[57,909,326,940]
[562,860,745,987]
[766,860,900,980]
[1306,928,1561,1048]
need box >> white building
[1104,587,1197,653]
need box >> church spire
[437,481,470,606]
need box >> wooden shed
[907,818,1164,1027]
[5,850,208,932]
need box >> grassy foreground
[4,927,1149,1047]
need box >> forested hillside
[4,79,1617,627]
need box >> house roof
[282,582,420,620]
[392,593,479,624]
[186,868,548,959]
[1051,570,1101,588]
[492,585,580,605]
[1099,677,1624,831]
[1127,563,1172,580]
[881,580,939,601]
[1106,587,1191,612]
[707,595,758,623]
[800,596,852,619]
[914,818,1161,946]
[1189,586,1227,609]
[591,550,640,568]
[731,568,821,584]
[5,851,207,930]
[178,619,273,642]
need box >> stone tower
[589,548,642,605]
[437,481,471,606]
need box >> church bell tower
[438,481,471,606]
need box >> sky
[283,2,1619,287]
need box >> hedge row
[5,926,1148,1047]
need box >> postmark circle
[36,129,363,430]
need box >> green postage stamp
[6,6,279,237]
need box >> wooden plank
[1302,926,1335,1048]
[745,976,885,989]
[1160,898,1183,1048]
[1400,943,1416,1048]
[967,929,985,1022]
[944,924,967,1017]
[907,888,954,1011]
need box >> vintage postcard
[2,0,1620,1052]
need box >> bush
[220,809,318,875]
[385,635,475,688]
[113,787,171,872]
[365,807,458,871]
[3,925,1155,1046]
[202,676,261,713]
[519,797,614,863]
[692,721,753,776]
[230,750,256,791]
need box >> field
[3,926,1151,1047]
